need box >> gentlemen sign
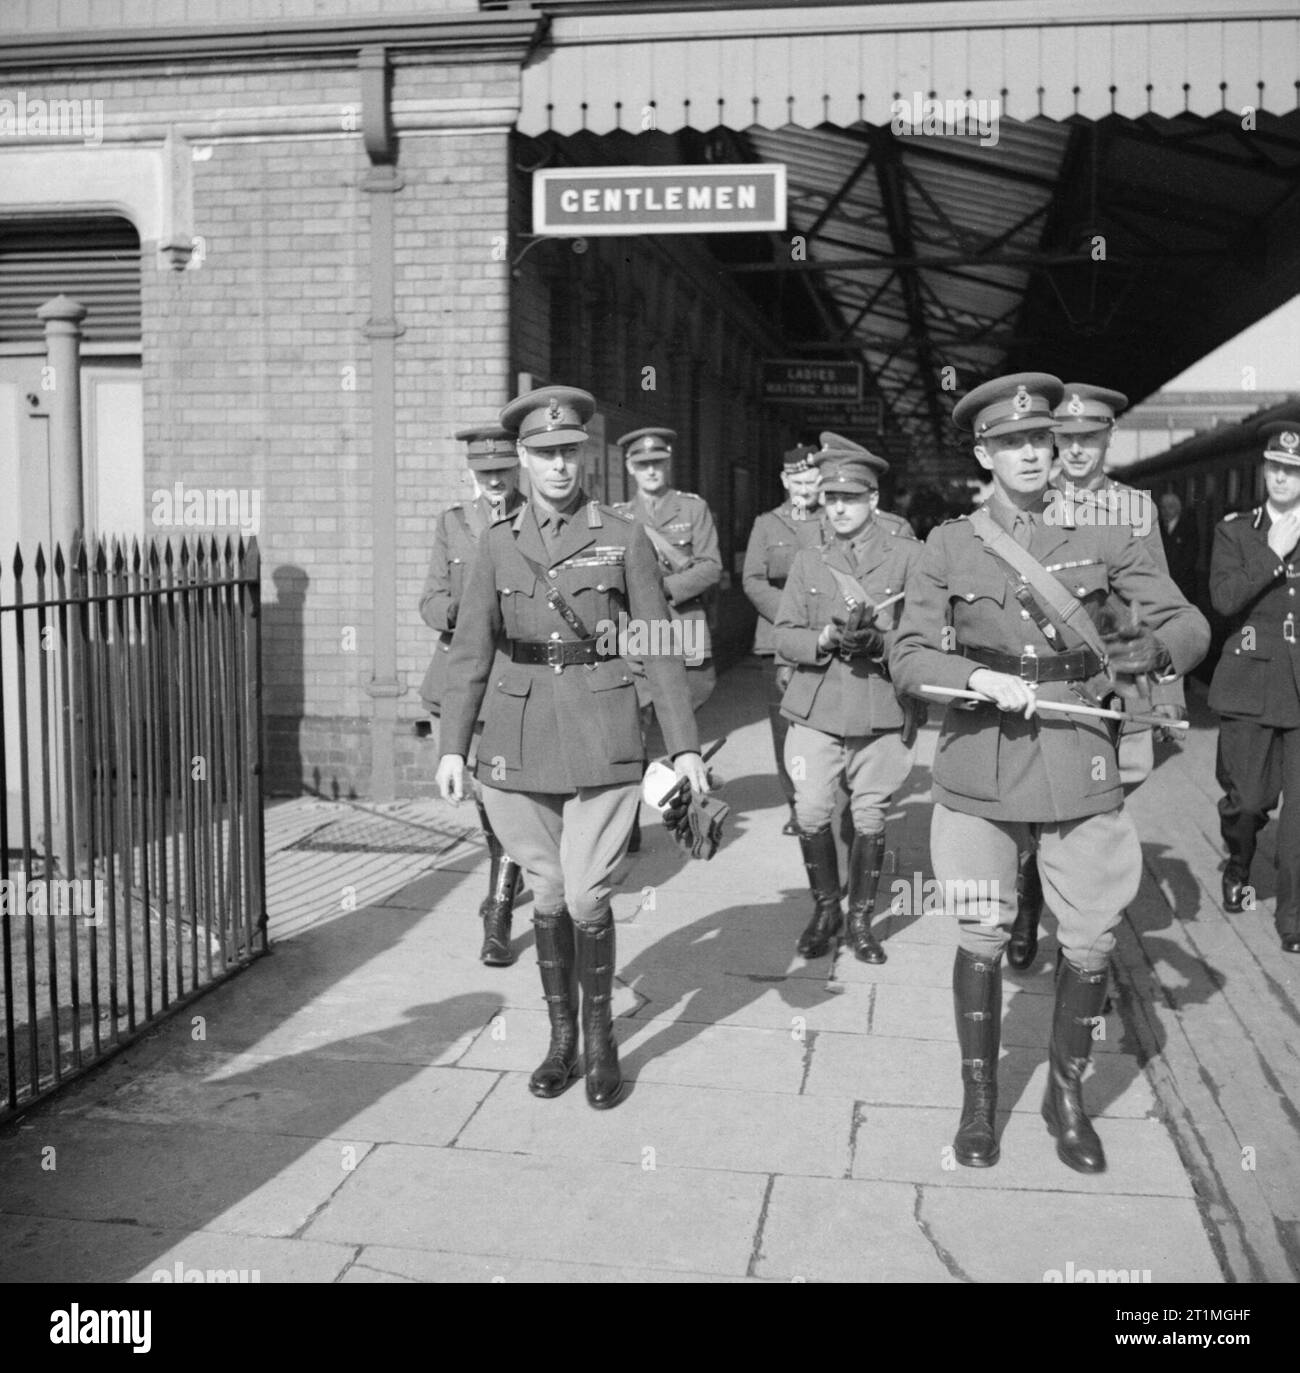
[762,360,863,405]
[534,165,786,236]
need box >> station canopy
[515,0,1300,474]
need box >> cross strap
[513,545,594,640]
[968,505,1109,662]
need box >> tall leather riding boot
[479,854,521,967]
[953,947,1002,1167]
[1042,958,1109,1173]
[796,826,842,958]
[528,910,580,1099]
[475,805,519,966]
[768,703,798,835]
[845,830,887,964]
[575,916,625,1109]
[1007,849,1044,971]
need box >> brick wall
[119,59,518,798]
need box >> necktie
[1012,513,1033,550]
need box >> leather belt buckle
[1019,650,1040,684]
[545,640,566,672]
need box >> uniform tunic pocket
[766,540,795,583]
[934,706,1000,802]
[479,669,532,773]
[582,660,643,763]
[1209,642,1272,717]
[781,666,822,720]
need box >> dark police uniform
[742,443,826,831]
[891,373,1209,1175]
[1208,421,1300,954]
[440,387,701,1110]
[1160,500,1200,604]
[613,428,722,712]
[418,425,526,967]
[774,436,921,964]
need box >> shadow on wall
[263,564,308,795]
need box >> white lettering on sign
[534,164,786,237]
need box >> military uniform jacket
[1051,476,1184,717]
[742,503,827,656]
[889,493,1209,822]
[774,515,922,737]
[1207,506,1300,728]
[418,491,525,713]
[440,493,701,793]
[613,489,722,657]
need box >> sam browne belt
[509,638,615,669]
[960,643,1102,683]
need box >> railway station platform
[0,657,1296,1284]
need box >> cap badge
[1281,431,1299,451]
[547,398,562,425]
[1067,393,1085,416]
[1013,386,1032,415]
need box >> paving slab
[303,1146,768,1277]
[917,1186,1222,1284]
[803,1032,1157,1117]
[0,1117,373,1237]
[340,1246,758,1283]
[0,1213,355,1284]
[454,1079,854,1177]
[753,1176,957,1282]
[80,1050,500,1147]
[457,1011,811,1095]
[848,1104,1194,1196]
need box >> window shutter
[0,216,141,344]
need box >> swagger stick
[918,685,1189,730]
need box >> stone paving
[1,658,1295,1283]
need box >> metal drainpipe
[359,45,404,800]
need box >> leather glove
[838,623,885,659]
[662,781,730,861]
[1101,622,1172,676]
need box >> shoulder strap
[968,506,1108,660]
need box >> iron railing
[0,534,267,1120]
